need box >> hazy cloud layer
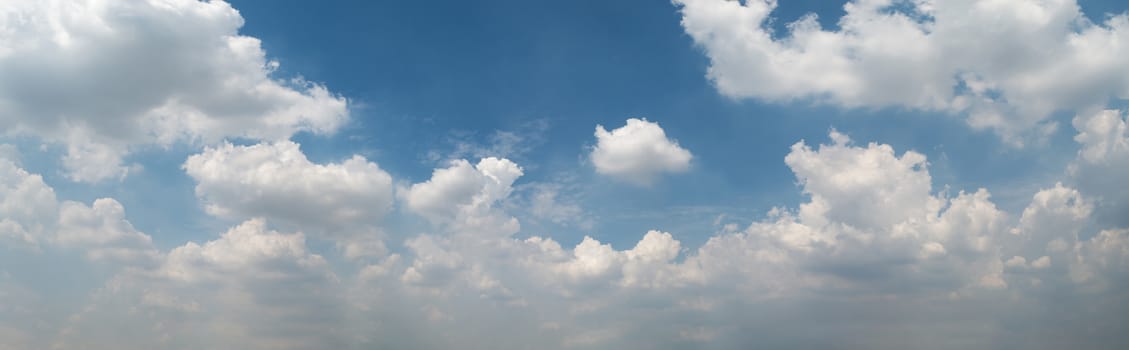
[4,127,1126,349]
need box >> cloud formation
[1069,109,1129,226]
[673,0,1129,144]
[591,118,692,185]
[56,218,347,350]
[0,0,347,181]
[1,1,1128,349]
[184,140,396,258]
[2,127,1127,349]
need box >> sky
[0,0,1127,349]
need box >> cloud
[4,129,1128,349]
[673,0,1129,144]
[784,130,939,230]
[56,198,159,265]
[54,218,347,350]
[1069,109,1129,226]
[0,0,347,181]
[0,158,56,246]
[0,156,158,265]
[372,130,1128,349]
[6,1,1128,347]
[184,141,394,244]
[591,118,692,185]
[402,157,524,237]
[681,132,1009,296]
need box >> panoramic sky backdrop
[2,0,1128,349]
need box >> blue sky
[225,0,1075,246]
[1,0,1128,349]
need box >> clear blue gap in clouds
[184,0,1090,250]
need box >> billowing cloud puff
[0,0,347,181]
[784,130,938,230]
[682,132,1008,296]
[1069,109,1129,226]
[0,157,157,264]
[591,118,692,185]
[183,141,394,244]
[56,198,159,265]
[0,158,56,246]
[673,0,1129,143]
[402,157,524,237]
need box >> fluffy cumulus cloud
[591,118,692,185]
[402,157,524,237]
[56,198,159,265]
[0,157,56,246]
[684,132,1012,296]
[673,0,1129,143]
[0,156,157,264]
[0,0,347,181]
[183,141,394,251]
[1069,109,1129,226]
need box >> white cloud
[0,0,348,181]
[0,158,56,246]
[402,157,523,237]
[0,157,157,264]
[184,141,394,246]
[1071,228,1129,288]
[591,118,692,185]
[55,218,348,350]
[784,130,939,230]
[682,132,1009,295]
[1069,109,1129,226]
[56,198,158,265]
[673,0,1129,144]
[1010,183,1092,260]
[9,1,1129,347]
[364,131,1129,348]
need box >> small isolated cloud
[673,0,1129,144]
[591,118,692,185]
